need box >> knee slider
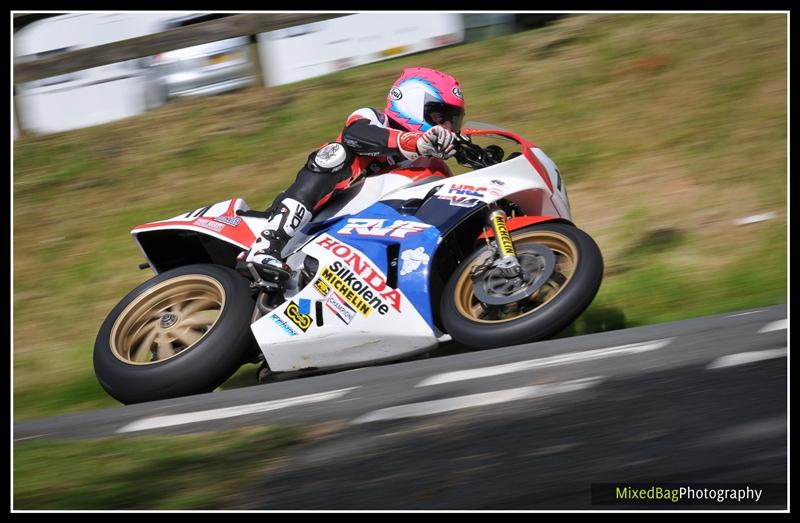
[307,142,353,174]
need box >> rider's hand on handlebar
[417,125,457,159]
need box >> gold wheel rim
[453,231,578,324]
[110,275,226,365]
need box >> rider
[243,66,466,278]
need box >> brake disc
[471,244,556,306]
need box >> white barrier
[16,76,149,135]
[258,13,465,86]
[13,13,180,134]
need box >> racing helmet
[385,67,465,133]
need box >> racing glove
[397,126,458,161]
[417,125,457,159]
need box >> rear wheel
[441,222,603,348]
[94,264,258,404]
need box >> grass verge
[14,426,304,510]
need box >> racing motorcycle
[94,122,604,404]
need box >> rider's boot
[244,197,312,280]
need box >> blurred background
[13,13,562,135]
[12,12,787,509]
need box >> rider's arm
[341,108,421,161]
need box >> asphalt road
[14,304,788,509]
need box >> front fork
[487,207,523,277]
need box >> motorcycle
[94,122,604,404]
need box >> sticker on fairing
[337,218,432,239]
[488,188,504,197]
[284,301,312,332]
[313,278,331,297]
[400,247,430,276]
[325,293,356,325]
[270,313,297,337]
[213,215,241,227]
[298,298,311,315]
[448,184,488,197]
[194,217,225,232]
[436,195,481,208]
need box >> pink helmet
[385,67,465,133]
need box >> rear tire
[441,223,603,348]
[94,264,258,404]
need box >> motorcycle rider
[242,66,466,278]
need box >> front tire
[94,264,258,404]
[441,222,603,348]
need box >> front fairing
[251,218,440,372]
[379,152,572,235]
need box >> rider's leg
[245,142,354,275]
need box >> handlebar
[453,135,505,169]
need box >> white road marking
[696,416,787,446]
[726,310,766,318]
[14,434,51,442]
[416,339,673,387]
[706,348,787,370]
[352,377,603,424]
[117,387,359,433]
[758,319,787,333]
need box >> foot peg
[254,261,292,281]
[235,260,289,291]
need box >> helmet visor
[424,102,465,133]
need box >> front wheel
[94,264,258,404]
[441,222,603,348]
